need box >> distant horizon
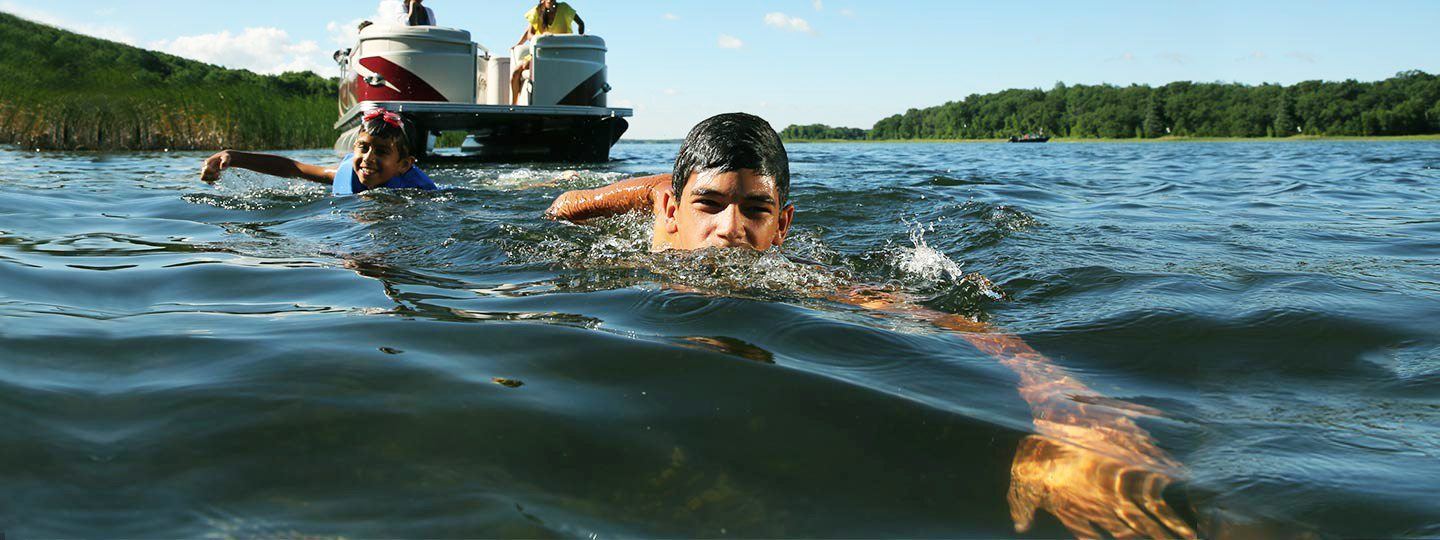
[768,69,1440,131]
[2,0,1437,138]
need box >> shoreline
[9,133,1437,154]
[777,134,1440,144]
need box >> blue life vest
[333,153,439,195]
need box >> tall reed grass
[0,12,338,151]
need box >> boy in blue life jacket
[199,108,438,195]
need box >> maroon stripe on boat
[356,57,447,102]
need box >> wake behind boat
[333,24,632,162]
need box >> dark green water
[0,141,1437,537]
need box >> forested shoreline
[7,11,1438,150]
[783,72,1440,141]
[0,13,336,151]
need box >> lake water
[0,141,1437,537]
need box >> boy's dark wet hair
[673,113,790,205]
[360,108,413,158]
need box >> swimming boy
[546,113,1197,539]
[198,108,438,195]
[545,113,788,252]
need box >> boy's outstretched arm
[200,150,335,185]
[544,173,671,221]
[842,288,1196,539]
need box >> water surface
[1,141,1438,537]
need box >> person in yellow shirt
[511,0,586,105]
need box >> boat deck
[336,100,633,161]
[336,101,633,131]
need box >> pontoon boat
[333,24,632,162]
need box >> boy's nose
[712,205,746,246]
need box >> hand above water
[200,150,233,182]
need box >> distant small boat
[1008,134,1050,143]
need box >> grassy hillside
[0,12,337,151]
[784,71,1440,141]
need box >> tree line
[0,12,337,151]
[782,71,1440,141]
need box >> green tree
[1273,89,1298,137]
[1142,90,1168,138]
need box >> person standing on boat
[401,0,436,26]
[510,0,585,105]
[360,0,435,30]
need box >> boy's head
[662,113,794,251]
[352,108,416,188]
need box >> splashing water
[895,220,966,285]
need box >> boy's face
[661,168,794,251]
[352,132,414,188]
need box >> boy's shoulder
[386,166,438,191]
[331,155,438,194]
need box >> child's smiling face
[352,132,414,187]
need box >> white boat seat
[512,34,609,107]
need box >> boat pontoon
[333,25,632,162]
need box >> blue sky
[3,0,1438,138]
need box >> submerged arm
[544,173,671,221]
[842,287,1195,538]
[200,150,334,184]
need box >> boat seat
[512,34,608,107]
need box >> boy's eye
[744,206,772,217]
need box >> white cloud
[327,1,408,48]
[764,12,813,34]
[1158,52,1190,65]
[663,88,678,96]
[0,1,136,44]
[718,34,744,49]
[662,13,680,21]
[813,0,824,11]
[1286,51,1316,63]
[150,28,329,75]
[1107,51,1136,63]
[327,19,365,48]
[839,8,855,17]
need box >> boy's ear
[773,204,795,247]
[661,189,680,234]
